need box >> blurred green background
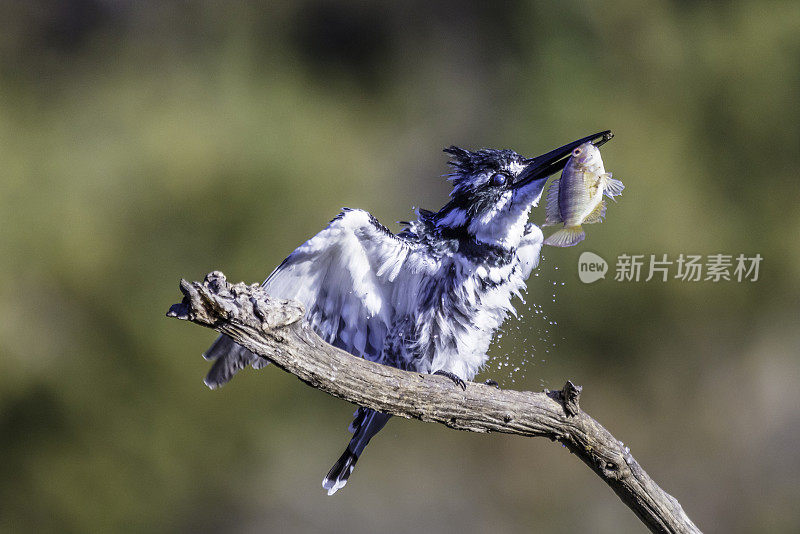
[1,1,798,532]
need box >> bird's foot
[484,379,501,389]
[433,370,467,391]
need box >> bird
[201,130,613,495]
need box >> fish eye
[490,172,508,186]
[572,148,582,157]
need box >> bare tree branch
[167,272,702,534]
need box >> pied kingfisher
[202,131,613,495]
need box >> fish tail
[544,226,586,248]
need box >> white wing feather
[204,208,416,387]
[262,208,412,362]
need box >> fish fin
[583,200,606,224]
[544,226,586,247]
[603,173,624,199]
[543,178,562,226]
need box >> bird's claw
[484,379,500,389]
[433,370,467,390]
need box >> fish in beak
[513,130,614,194]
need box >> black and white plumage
[202,131,614,495]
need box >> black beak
[513,130,614,190]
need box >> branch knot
[166,271,304,331]
[546,380,582,417]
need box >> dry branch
[167,271,701,534]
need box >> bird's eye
[490,173,508,187]
[572,148,582,157]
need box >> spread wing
[203,208,416,388]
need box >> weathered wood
[167,271,701,534]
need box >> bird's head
[431,131,613,250]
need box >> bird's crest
[443,146,527,196]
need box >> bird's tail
[544,225,585,248]
[202,334,270,389]
[322,408,391,495]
